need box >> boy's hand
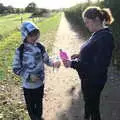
[30,74,40,82]
[54,61,61,68]
[63,59,71,68]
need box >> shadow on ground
[57,65,120,120]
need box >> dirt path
[43,13,120,120]
[43,13,84,120]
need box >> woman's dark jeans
[82,82,105,120]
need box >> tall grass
[64,3,89,38]
[64,1,104,38]
[104,0,120,68]
[37,13,61,53]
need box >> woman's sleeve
[71,58,89,73]
[71,59,80,70]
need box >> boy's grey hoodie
[13,21,54,89]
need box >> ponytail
[83,6,114,25]
[101,8,114,25]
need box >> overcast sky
[0,0,89,9]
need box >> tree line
[0,2,51,15]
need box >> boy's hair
[18,42,45,66]
[24,29,40,43]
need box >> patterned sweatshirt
[13,42,54,89]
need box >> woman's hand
[71,54,79,60]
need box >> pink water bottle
[59,49,69,61]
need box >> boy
[13,21,60,120]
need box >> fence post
[21,16,23,23]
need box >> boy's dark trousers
[23,85,44,120]
[82,83,104,120]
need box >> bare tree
[25,2,37,13]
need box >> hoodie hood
[21,21,39,41]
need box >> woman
[63,6,114,120]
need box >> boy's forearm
[43,52,54,67]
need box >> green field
[0,13,32,40]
